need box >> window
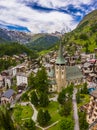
[94,114,96,117]
[92,119,94,121]
[62,66,64,70]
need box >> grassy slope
[26,33,59,52]
[63,10,97,53]
[13,104,33,124]
[37,101,63,125]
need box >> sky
[0,0,97,33]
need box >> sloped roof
[2,89,15,99]
[48,69,55,78]
[83,62,91,68]
[66,66,83,81]
[56,43,66,65]
[90,90,97,98]
[49,80,56,85]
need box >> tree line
[0,42,38,58]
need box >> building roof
[0,75,3,81]
[49,80,56,85]
[48,69,55,78]
[2,89,15,99]
[88,88,95,93]
[17,72,27,77]
[83,62,91,68]
[66,66,83,81]
[90,90,97,98]
[56,43,66,65]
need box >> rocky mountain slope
[0,28,32,44]
[0,28,60,51]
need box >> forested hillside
[63,10,97,53]
[0,42,38,58]
[26,34,60,51]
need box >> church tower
[55,42,66,93]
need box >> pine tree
[59,99,72,116]
[37,109,51,126]
[60,118,74,130]
[79,112,89,130]
[83,82,88,94]
[81,82,88,94]
[44,110,51,123]
[24,119,36,130]
[37,109,46,126]
[58,89,66,105]
[31,91,39,106]
[28,73,35,88]
[0,107,15,130]
[35,67,49,93]
[40,92,49,107]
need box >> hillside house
[16,72,28,87]
[1,89,15,104]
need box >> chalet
[1,89,15,104]
[5,76,13,88]
[0,75,4,88]
[16,72,28,87]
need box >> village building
[1,89,15,104]
[48,67,57,92]
[0,75,4,88]
[49,43,83,93]
[16,72,28,87]
[87,90,97,124]
[89,120,97,130]
[4,76,13,88]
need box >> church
[48,43,83,93]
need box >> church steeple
[55,40,66,92]
[56,42,65,65]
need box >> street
[72,88,80,130]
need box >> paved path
[72,88,80,130]
[20,102,38,122]
[36,120,60,130]
[12,95,59,130]
[29,102,38,122]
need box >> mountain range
[0,10,97,53]
[0,28,61,51]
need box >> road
[72,88,80,130]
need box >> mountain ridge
[63,9,97,53]
[0,28,61,52]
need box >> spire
[56,41,65,65]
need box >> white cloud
[30,0,92,8]
[0,0,95,33]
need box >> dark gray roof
[2,89,15,98]
[66,66,83,81]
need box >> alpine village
[1,9,97,130]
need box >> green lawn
[13,104,33,124]
[38,101,63,125]
[36,127,42,130]
[78,94,90,108]
[47,123,59,130]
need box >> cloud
[0,0,96,33]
